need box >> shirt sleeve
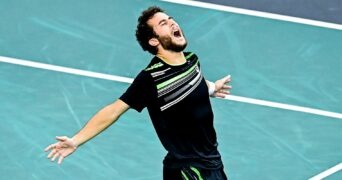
[119,70,154,112]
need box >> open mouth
[173,30,182,38]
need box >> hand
[44,136,78,164]
[212,75,232,98]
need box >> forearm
[72,99,129,147]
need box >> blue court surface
[0,0,341,179]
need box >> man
[45,6,231,180]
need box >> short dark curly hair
[135,6,165,55]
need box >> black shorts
[163,166,228,180]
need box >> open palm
[44,136,77,164]
[212,75,232,98]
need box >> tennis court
[0,0,341,179]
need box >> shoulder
[144,56,164,72]
[134,69,152,83]
[184,52,200,65]
[184,51,201,68]
[184,51,198,60]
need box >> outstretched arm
[44,99,129,164]
[206,75,232,98]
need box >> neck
[156,50,186,65]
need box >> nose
[169,19,178,29]
[169,19,175,27]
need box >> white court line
[1,55,342,119]
[160,0,342,30]
[223,96,342,119]
[309,163,342,180]
[0,56,133,84]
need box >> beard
[157,35,187,52]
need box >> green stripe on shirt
[156,60,198,90]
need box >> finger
[217,87,231,93]
[51,152,60,162]
[215,93,227,98]
[56,136,67,142]
[58,155,65,164]
[214,91,229,97]
[223,91,230,94]
[225,75,231,81]
[47,148,57,159]
[219,90,230,95]
[44,144,56,152]
[223,85,232,90]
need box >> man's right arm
[72,99,129,146]
[44,99,130,164]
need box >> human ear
[149,38,159,47]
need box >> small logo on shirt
[145,62,164,71]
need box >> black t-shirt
[120,52,223,169]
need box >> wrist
[208,81,216,96]
[71,137,80,148]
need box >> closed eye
[158,16,174,26]
[159,20,167,26]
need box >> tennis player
[45,6,231,180]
